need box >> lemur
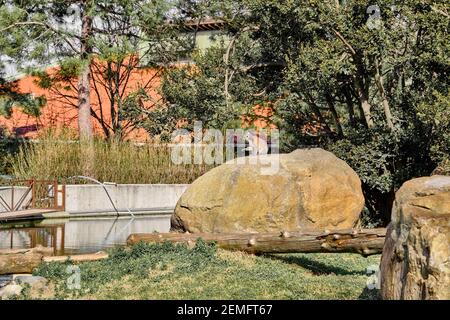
[245,131,269,156]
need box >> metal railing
[0,179,65,213]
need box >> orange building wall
[0,64,161,141]
[1,65,274,141]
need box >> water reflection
[0,215,171,255]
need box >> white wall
[64,184,189,214]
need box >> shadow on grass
[358,287,381,300]
[263,254,366,276]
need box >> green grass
[25,241,381,300]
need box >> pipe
[67,176,135,218]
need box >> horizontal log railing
[127,228,387,256]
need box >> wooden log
[0,246,54,257]
[0,246,53,275]
[43,252,108,263]
[0,246,108,275]
[127,228,386,256]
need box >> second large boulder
[380,176,450,300]
[172,148,364,233]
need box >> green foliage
[0,0,177,67]
[434,158,450,176]
[165,0,450,225]
[0,91,46,118]
[0,64,46,118]
[30,241,380,300]
[0,131,22,175]
[147,35,264,136]
[417,90,450,165]
[156,49,237,133]
[328,133,396,194]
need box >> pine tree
[0,0,176,140]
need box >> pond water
[0,214,171,255]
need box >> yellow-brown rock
[380,176,450,300]
[172,148,364,233]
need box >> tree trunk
[78,67,93,140]
[77,1,95,176]
[375,59,395,131]
[224,35,237,108]
[325,93,344,137]
[78,1,94,141]
[127,228,386,256]
[353,54,374,128]
[354,78,374,128]
[343,88,357,128]
[305,92,333,135]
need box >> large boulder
[172,148,365,233]
[380,176,450,300]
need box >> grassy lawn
[24,241,381,300]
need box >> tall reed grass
[10,134,214,184]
